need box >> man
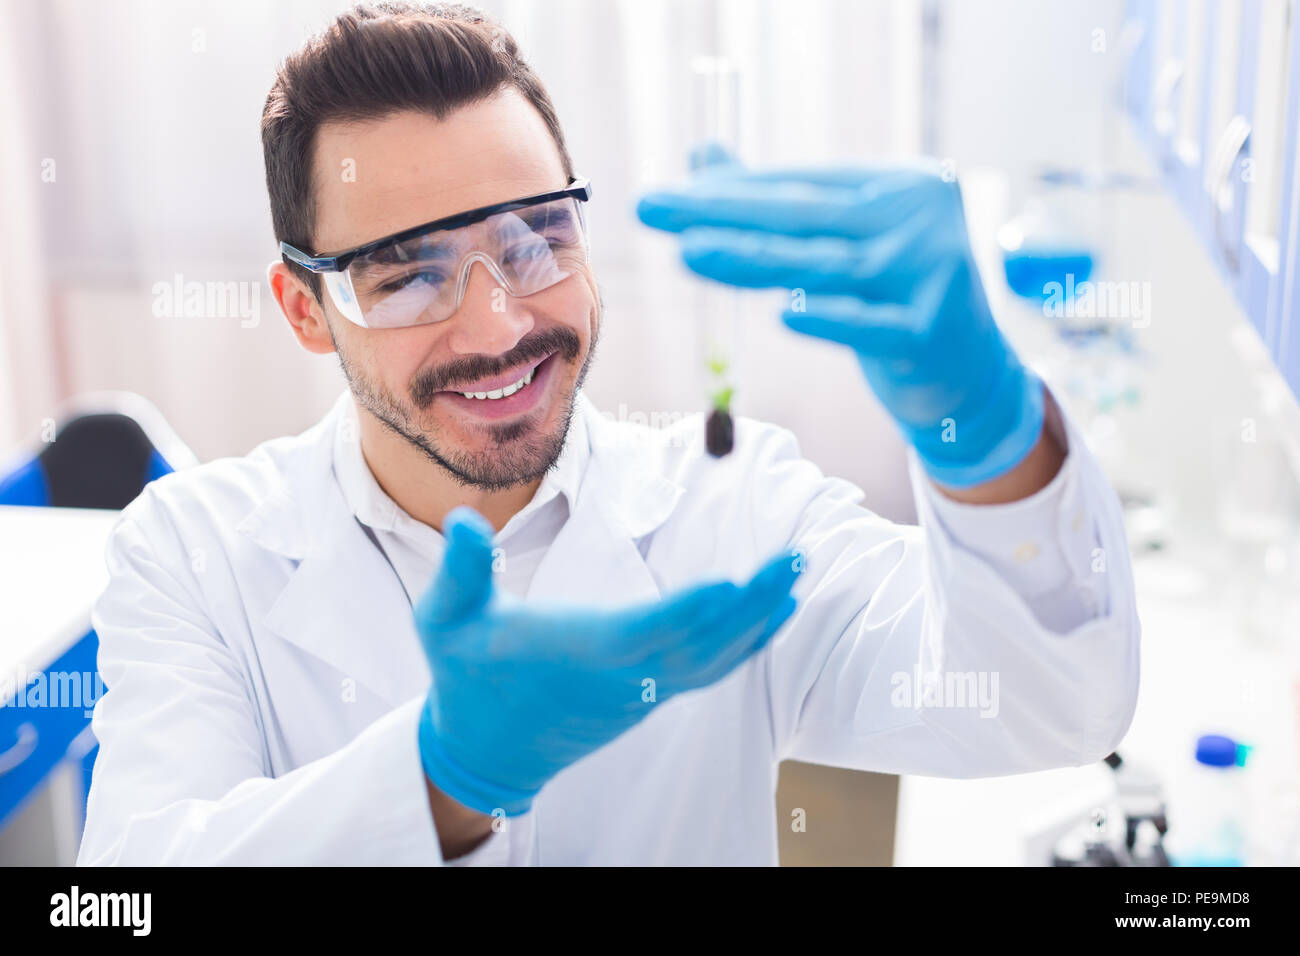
[78,2,1139,866]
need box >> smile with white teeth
[460,364,537,400]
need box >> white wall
[0,0,59,450]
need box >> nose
[443,257,535,356]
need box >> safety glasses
[281,177,592,329]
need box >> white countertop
[0,505,121,701]
[893,504,1300,866]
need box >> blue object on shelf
[1003,249,1096,302]
[1195,733,1239,767]
[998,185,1099,303]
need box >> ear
[267,260,336,355]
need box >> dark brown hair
[261,1,575,296]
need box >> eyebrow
[517,205,574,230]
[359,205,577,265]
[354,237,460,274]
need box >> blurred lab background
[2,0,1298,866]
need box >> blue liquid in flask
[1003,248,1095,302]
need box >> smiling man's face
[309,88,599,491]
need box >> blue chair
[0,392,196,837]
[0,392,196,508]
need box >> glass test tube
[690,55,743,454]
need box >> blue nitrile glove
[636,152,1045,487]
[414,507,800,817]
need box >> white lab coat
[78,388,1140,865]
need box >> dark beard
[334,322,598,493]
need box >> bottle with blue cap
[1166,733,1250,866]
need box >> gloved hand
[637,153,1045,488]
[414,506,800,817]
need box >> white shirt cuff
[910,388,1109,630]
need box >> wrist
[425,776,495,860]
[908,357,1045,488]
[930,388,1065,503]
[417,694,538,818]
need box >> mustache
[410,326,582,405]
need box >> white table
[0,504,120,700]
[1,504,121,841]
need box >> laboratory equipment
[1051,751,1170,866]
[1165,734,1250,866]
[690,56,742,457]
[705,356,734,457]
[998,174,1097,304]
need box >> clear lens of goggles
[324,197,588,329]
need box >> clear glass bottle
[689,55,742,456]
[1166,734,1248,866]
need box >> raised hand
[414,506,800,816]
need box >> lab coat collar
[524,391,686,603]
[235,388,685,705]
